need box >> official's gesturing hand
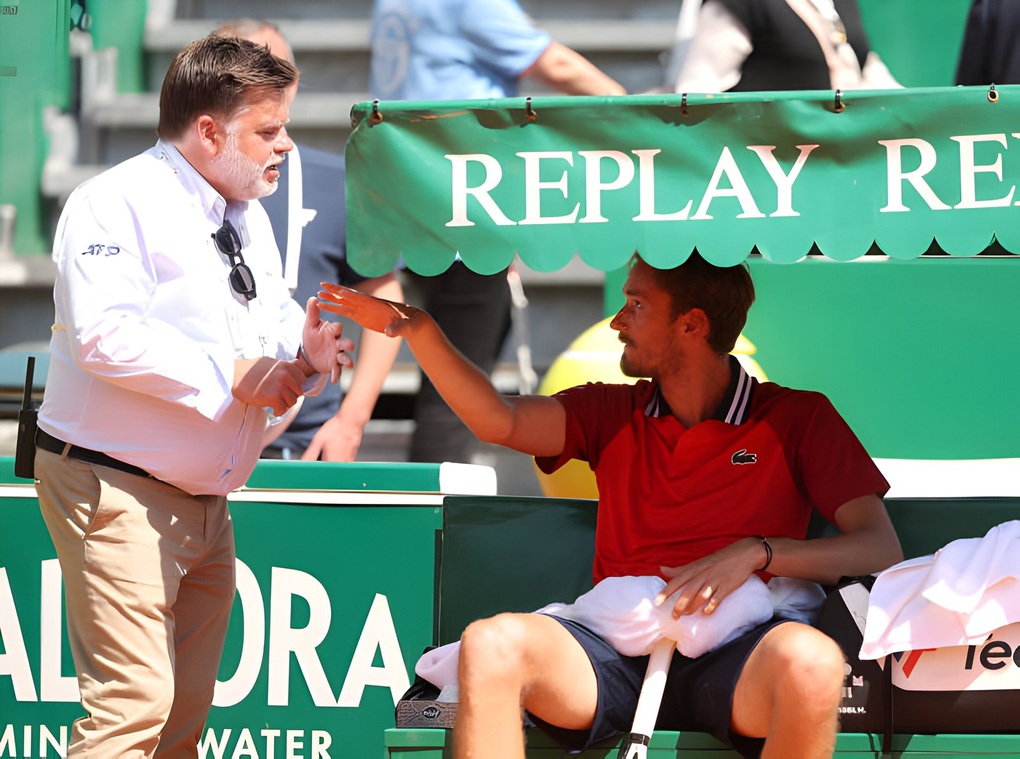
[300,296,355,383]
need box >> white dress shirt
[38,140,311,495]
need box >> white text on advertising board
[0,560,411,758]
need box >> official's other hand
[233,357,307,416]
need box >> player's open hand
[318,282,422,339]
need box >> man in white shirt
[34,35,350,757]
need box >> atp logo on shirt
[731,448,757,465]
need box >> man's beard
[619,343,643,378]
[215,130,278,200]
[619,337,677,379]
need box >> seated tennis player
[318,252,902,759]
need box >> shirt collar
[645,355,756,425]
[156,139,249,228]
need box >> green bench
[386,494,1020,758]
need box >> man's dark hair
[157,34,298,140]
[633,252,755,354]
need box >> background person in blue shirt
[369,0,626,465]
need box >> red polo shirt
[536,360,890,584]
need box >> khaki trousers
[35,447,236,758]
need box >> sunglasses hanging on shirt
[211,219,257,301]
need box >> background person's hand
[300,296,354,383]
[300,412,363,461]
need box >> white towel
[860,520,1020,660]
[414,574,825,690]
[768,576,829,624]
[535,575,774,658]
[416,642,462,691]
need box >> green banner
[347,87,1020,276]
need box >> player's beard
[619,340,648,378]
[619,332,681,379]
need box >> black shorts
[526,614,794,758]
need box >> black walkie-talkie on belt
[14,356,39,480]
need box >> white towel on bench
[860,519,1020,659]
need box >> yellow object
[534,318,767,499]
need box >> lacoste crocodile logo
[731,448,757,465]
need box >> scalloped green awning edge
[347,87,1020,274]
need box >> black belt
[36,428,153,479]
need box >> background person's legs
[408,263,512,464]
